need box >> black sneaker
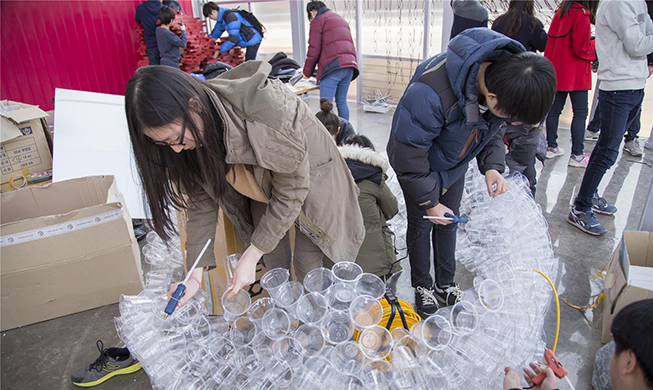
[71,340,141,387]
[434,283,463,307]
[414,286,439,318]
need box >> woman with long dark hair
[492,0,547,52]
[303,1,359,120]
[544,0,598,168]
[125,62,365,302]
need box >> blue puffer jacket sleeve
[209,22,226,39]
[219,11,242,53]
[388,82,446,210]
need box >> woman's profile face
[143,118,198,153]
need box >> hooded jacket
[387,28,517,210]
[340,145,399,277]
[450,0,489,40]
[208,7,262,53]
[185,61,365,268]
[135,0,163,49]
[303,7,359,82]
[544,3,596,91]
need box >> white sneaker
[623,140,643,157]
[546,146,564,159]
[568,152,590,168]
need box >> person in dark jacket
[387,28,556,318]
[303,1,359,120]
[315,98,357,146]
[339,136,400,278]
[156,6,187,68]
[202,2,263,61]
[135,0,164,65]
[492,0,548,195]
[450,0,489,40]
[544,0,598,167]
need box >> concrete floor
[1,97,651,390]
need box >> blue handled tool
[163,239,212,319]
[422,213,469,223]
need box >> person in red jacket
[303,1,359,120]
[543,0,598,168]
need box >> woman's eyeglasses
[152,119,186,147]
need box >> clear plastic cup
[349,295,383,330]
[477,278,504,312]
[230,317,258,346]
[450,301,478,335]
[273,281,305,313]
[391,334,427,368]
[295,356,334,387]
[332,262,363,285]
[358,325,393,360]
[261,308,291,340]
[272,336,303,366]
[361,360,394,390]
[330,341,365,375]
[295,292,329,325]
[224,253,241,283]
[409,320,426,340]
[331,374,366,390]
[207,336,235,362]
[303,267,335,295]
[260,268,290,299]
[221,289,251,322]
[251,332,275,359]
[321,310,355,345]
[328,282,357,312]
[294,324,325,356]
[264,359,293,388]
[247,297,276,327]
[390,327,410,341]
[207,315,230,336]
[421,314,454,351]
[355,273,386,300]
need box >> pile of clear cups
[115,165,555,390]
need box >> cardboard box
[0,100,53,185]
[602,231,653,343]
[0,176,143,331]
[177,209,269,315]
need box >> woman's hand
[503,367,522,390]
[426,203,454,225]
[167,267,203,307]
[485,169,509,198]
[225,245,264,298]
[524,363,559,390]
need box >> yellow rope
[561,262,608,311]
[531,269,561,354]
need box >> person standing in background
[450,0,489,40]
[202,2,263,61]
[544,0,598,168]
[135,0,164,65]
[568,0,653,236]
[303,1,359,121]
[156,6,187,68]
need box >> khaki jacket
[186,61,365,268]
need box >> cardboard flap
[0,101,49,143]
[1,116,22,143]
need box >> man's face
[485,93,522,125]
[209,10,218,21]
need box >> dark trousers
[575,89,645,212]
[245,43,260,61]
[404,176,465,289]
[588,98,641,142]
[546,90,589,156]
[146,46,160,65]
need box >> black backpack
[226,8,266,38]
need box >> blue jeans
[546,90,589,156]
[320,67,354,120]
[245,43,260,61]
[588,99,641,142]
[574,89,645,212]
[147,46,160,65]
[404,176,464,289]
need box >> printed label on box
[0,136,43,175]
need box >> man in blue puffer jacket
[202,2,263,61]
[387,28,556,318]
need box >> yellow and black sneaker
[71,340,141,387]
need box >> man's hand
[524,363,559,390]
[485,169,509,197]
[225,245,264,298]
[167,267,203,307]
[503,367,522,390]
[426,203,454,225]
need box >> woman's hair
[159,6,176,25]
[343,134,375,151]
[494,0,537,37]
[558,0,598,24]
[307,1,326,21]
[125,66,230,240]
[202,2,219,18]
[315,98,340,136]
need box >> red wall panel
[1,0,194,111]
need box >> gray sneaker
[623,140,643,157]
[71,340,141,387]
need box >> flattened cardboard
[0,175,143,331]
[602,231,653,343]
[0,100,52,184]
